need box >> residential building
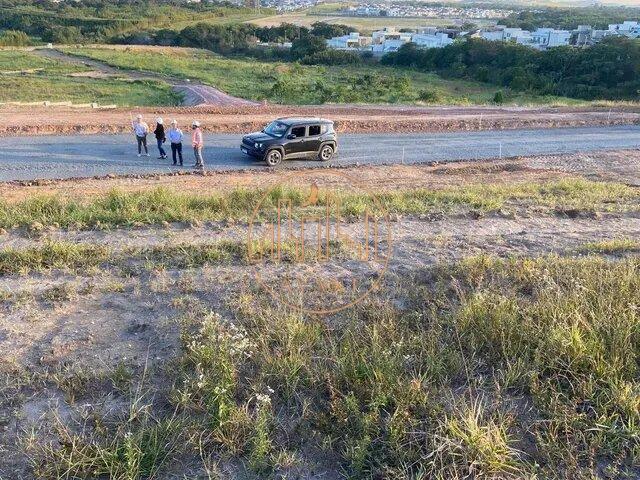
[371,38,410,54]
[411,32,453,49]
[481,26,528,43]
[371,27,412,45]
[608,21,640,38]
[326,32,372,50]
[526,28,571,49]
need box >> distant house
[411,32,453,49]
[326,32,372,50]
[481,27,528,43]
[526,28,571,49]
[574,25,612,46]
[482,25,573,50]
[371,38,409,54]
[371,27,412,45]
[608,21,640,38]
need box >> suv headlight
[254,142,263,149]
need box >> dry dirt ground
[1,150,639,478]
[1,103,639,136]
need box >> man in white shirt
[167,119,184,166]
[132,114,150,157]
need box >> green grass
[62,46,583,106]
[0,180,637,231]
[578,238,640,254]
[0,50,85,74]
[0,50,181,105]
[30,254,640,478]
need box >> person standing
[132,114,150,157]
[191,120,204,169]
[167,119,184,166]
[154,117,167,159]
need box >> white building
[608,21,640,38]
[482,25,573,50]
[372,27,412,45]
[326,32,372,50]
[521,28,571,49]
[371,38,409,54]
[481,26,528,43]
[411,32,453,49]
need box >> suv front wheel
[319,144,334,162]
[265,149,283,167]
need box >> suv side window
[291,126,306,137]
[308,125,321,136]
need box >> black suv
[241,117,337,166]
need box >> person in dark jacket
[154,117,167,159]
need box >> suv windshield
[263,121,288,138]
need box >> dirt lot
[1,103,639,136]
[1,150,639,478]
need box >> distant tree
[290,35,327,60]
[49,26,83,44]
[310,22,355,39]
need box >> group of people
[132,115,205,169]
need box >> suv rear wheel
[265,149,283,167]
[319,144,334,162]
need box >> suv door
[284,125,307,156]
[306,125,323,154]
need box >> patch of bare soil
[1,103,638,136]
[67,70,116,79]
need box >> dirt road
[2,102,638,137]
[0,126,638,181]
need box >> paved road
[0,126,638,181]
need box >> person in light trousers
[132,114,150,157]
[191,120,204,169]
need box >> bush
[0,30,31,46]
[301,49,362,66]
[417,87,442,103]
[493,90,505,104]
[290,34,327,60]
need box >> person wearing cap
[154,117,167,160]
[191,120,204,169]
[167,119,184,166]
[132,114,150,157]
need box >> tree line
[382,37,640,100]
[113,21,364,65]
[0,0,264,44]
